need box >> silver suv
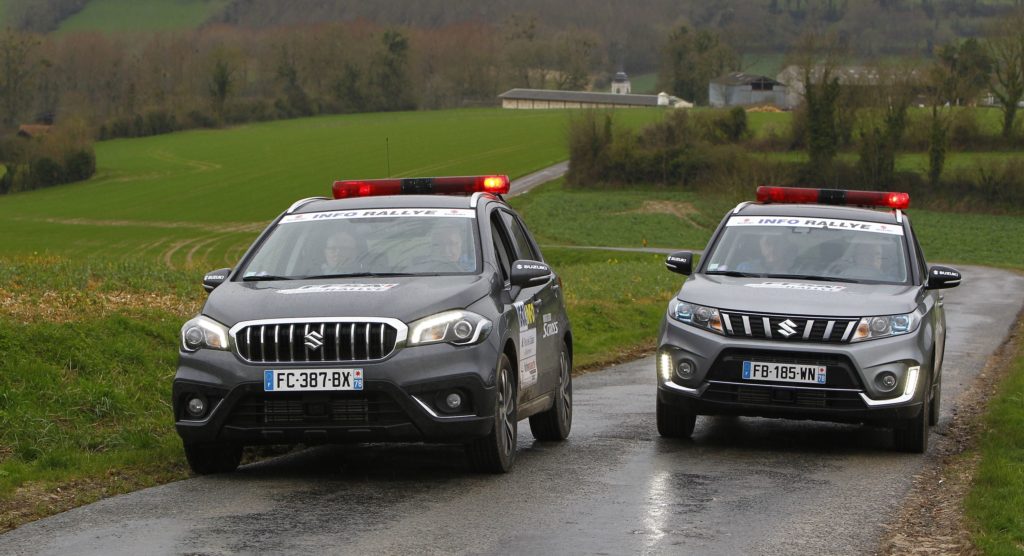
[656,187,961,452]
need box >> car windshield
[703,215,910,284]
[241,208,480,279]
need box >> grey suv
[173,176,573,474]
[656,187,961,452]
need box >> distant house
[708,73,787,109]
[16,124,52,139]
[611,71,631,94]
[499,88,692,109]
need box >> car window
[704,215,910,284]
[500,210,539,260]
[241,209,480,278]
[490,213,515,283]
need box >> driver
[736,233,791,273]
[321,229,361,274]
[430,224,474,271]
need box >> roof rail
[470,192,500,208]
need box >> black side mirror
[510,259,552,288]
[927,265,961,290]
[665,251,693,276]
[202,268,231,292]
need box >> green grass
[966,338,1024,555]
[0,108,665,266]
[758,150,1024,174]
[57,0,231,33]
[741,52,787,77]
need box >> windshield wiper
[304,272,419,279]
[705,270,761,278]
[767,274,859,283]
[242,274,301,282]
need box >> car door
[497,209,561,396]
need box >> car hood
[677,274,920,317]
[203,274,493,326]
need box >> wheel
[466,354,517,473]
[928,372,941,427]
[529,342,573,441]
[893,374,931,453]
[184,442,243,474]
[656,397,697,439]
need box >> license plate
[263,369,363,392]
[742,361,826,385]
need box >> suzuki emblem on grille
[778,319,798,337]
[304,330,324,350]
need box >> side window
[490,213,515,284]
[500,211,539,261]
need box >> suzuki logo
[304,330,324,350]
[777,319,798,337]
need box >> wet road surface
[1,265,1021,555]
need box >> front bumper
[173,340,500,445]
[657,316,932,425]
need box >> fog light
[677,360,695,379]
[876,371,898,392]
[445,392,463,410]
[186,396,207,418]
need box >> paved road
[1,265,1021,555]
[508,161,568,197]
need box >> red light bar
[756,186,910,210]
[332,175,510,199]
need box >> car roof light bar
[332,175,510,199]
[756,186,910,210]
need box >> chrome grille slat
[823,321,835,340]
[236,320,399,364]
[364,323,371,361]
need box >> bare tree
[987,11,1024,138]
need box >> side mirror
[202,268,231,292]
[665,251,693,276]
[510,259,552,288]
[926,265,961,290]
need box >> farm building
[499,89,692,109]
[776,65,907,108]
[708,73,787,108]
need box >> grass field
[0,108,665,266]
[966,336,1024,555]
[57,0,231,33]
[628,73,658,95]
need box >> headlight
[181,316,231,352]
[670,299,724,334]
[408,310,492,346]
[850,312,918,342]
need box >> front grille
[235,321,398,363]
[226,391,408,427]
[720,311,859,344]
[704,382,865,410]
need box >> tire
[184,442,243,475]
[893,375,931,453]
[529,342,573,441]
[656,397,697,439]
[466,354,517,473]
